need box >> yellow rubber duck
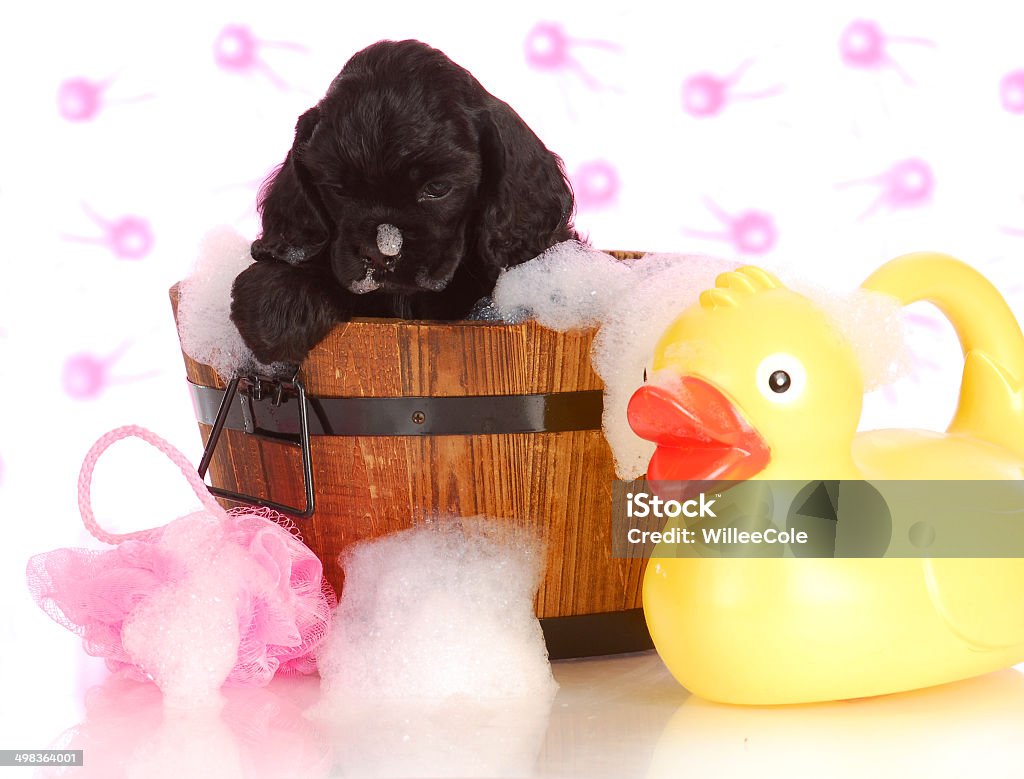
[627,252,1024,704]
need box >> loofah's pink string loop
[78,425,224,545]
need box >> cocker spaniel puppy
[231,39,577,364]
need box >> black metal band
[188,380,604,437]
[197,376,316,518]
[540,608,654,659]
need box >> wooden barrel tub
[170,258,650,658]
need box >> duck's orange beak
[627,378,770,483]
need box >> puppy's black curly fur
[231,39,577,364]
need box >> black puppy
[231,39,577,364]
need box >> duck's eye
[769,370,791,393]
[757,354,806,404]
[419,181,452,201]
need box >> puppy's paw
[230,261,342,364]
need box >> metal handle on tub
[197,375,316,518]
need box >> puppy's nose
[361,224,403,272]
[359,243,397,272]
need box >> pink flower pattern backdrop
[2,0,1024,705]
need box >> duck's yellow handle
[861,252,1024,458]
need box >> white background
[1,0,1024,750]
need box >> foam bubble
[415,265,454,292]
[791,282,912,392]
[466,296,503,321]
[317,519,556,703]
[348,268,381,294]
[176,227,287,380]
[594,254,742,478]
[284,247,307,265]
[121,515,240,710]
[493,241,633,330]
[376,223,403,257]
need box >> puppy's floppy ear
[251,106,334,263]
[474,99,577,272]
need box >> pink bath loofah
[26,426,336,701]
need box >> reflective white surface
[5,646,1024,778]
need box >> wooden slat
[301,319,603,397]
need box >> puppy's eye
[419,181,452,201]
